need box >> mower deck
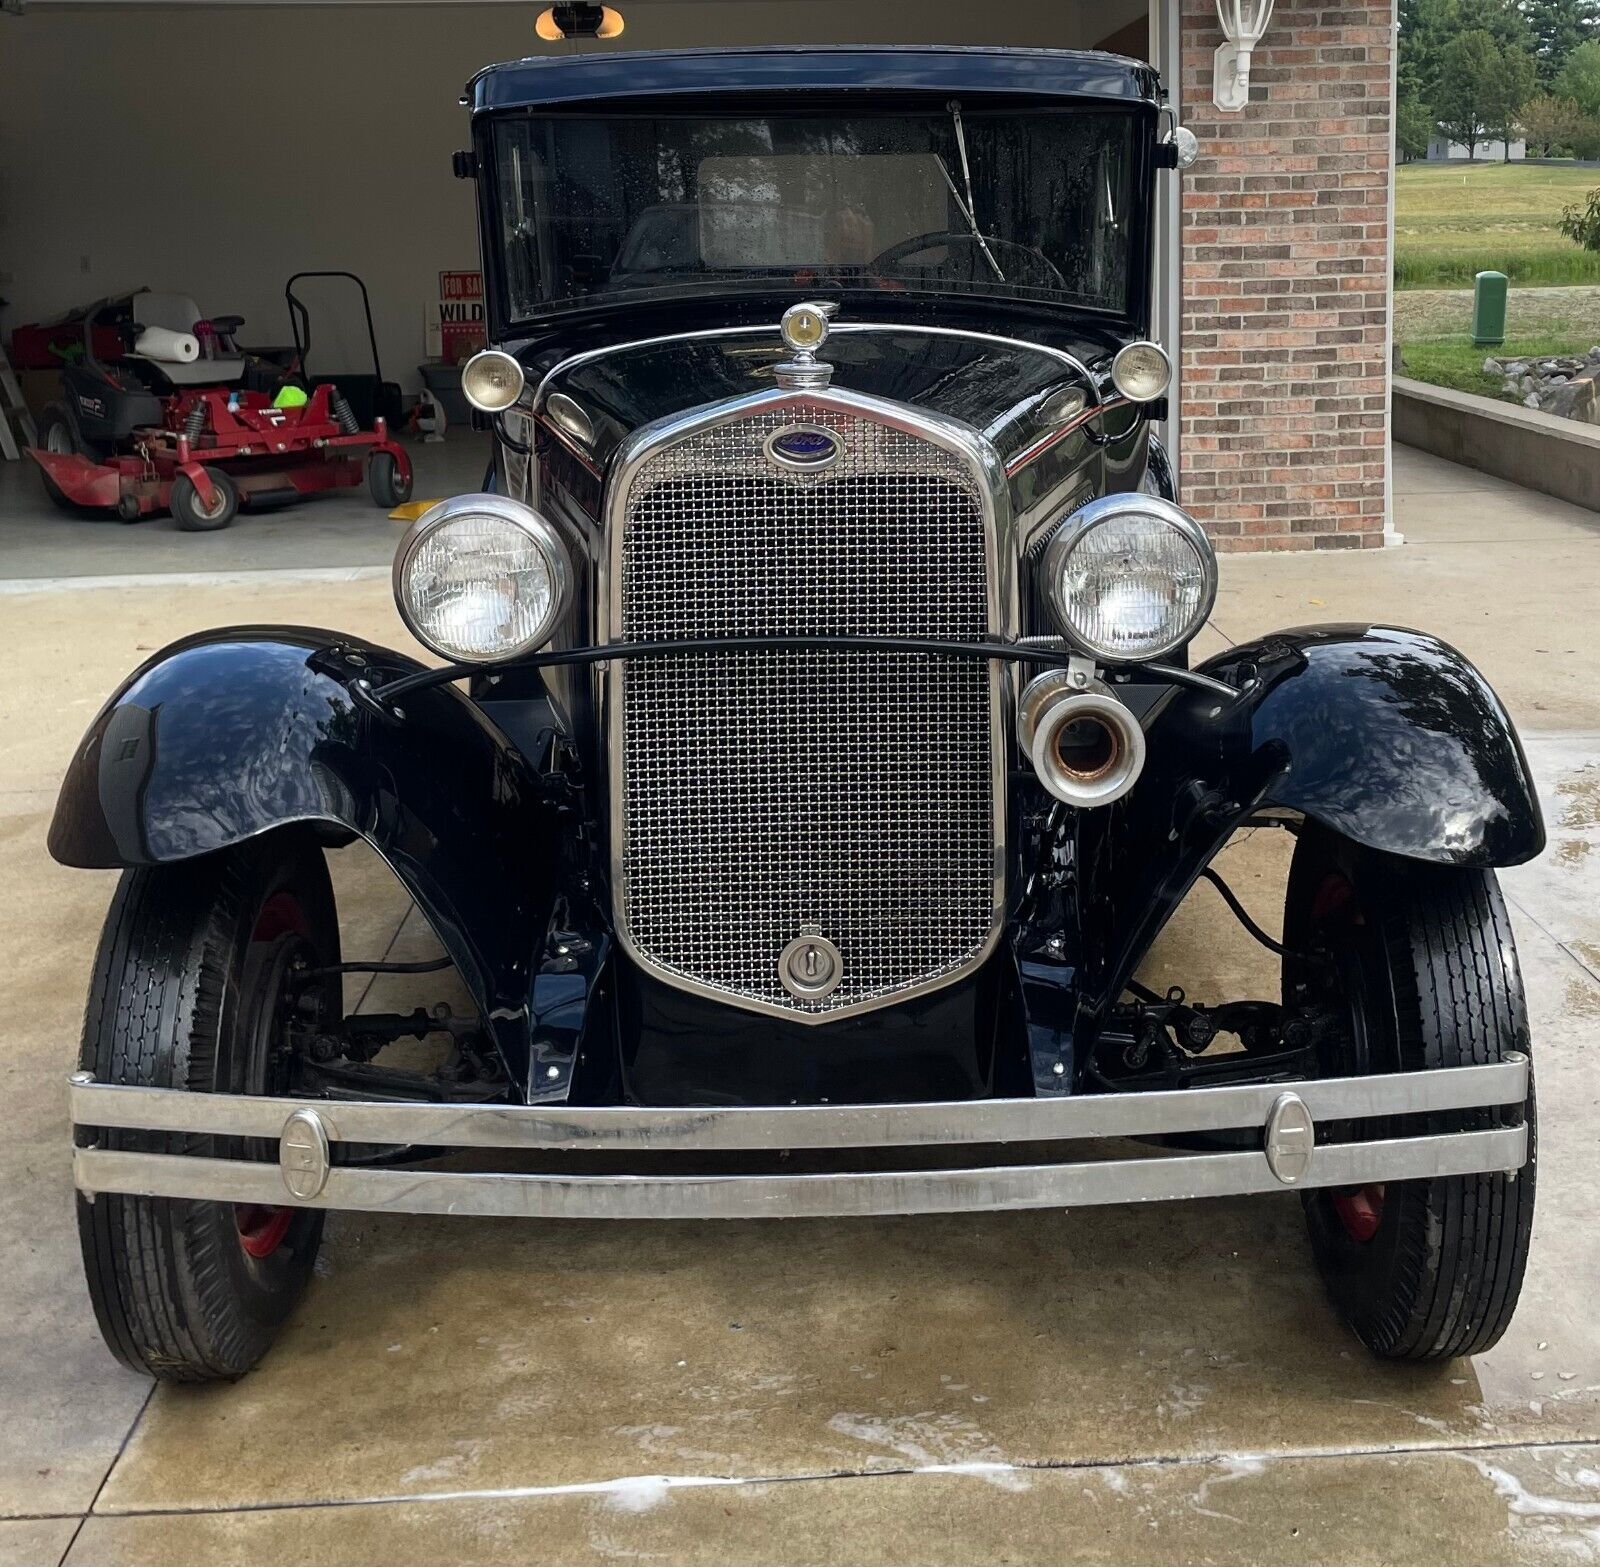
[32,384,411,523]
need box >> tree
[1560,183,1600,249]
[1454,0,1535,51]
[1523,0,1600,87]
[1399,0,1461,106]
[1397,84,1435,159]
[1554,38,1600,117]
[1434,29,1504,157]
[1519,90,1592,151]
[1485,44,1538,155]
[1573,114,1600,156]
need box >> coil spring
[182,403,208,440]
[331,390,359,435]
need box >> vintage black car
[54,47,1542,1382]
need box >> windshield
[490,105,1139,323]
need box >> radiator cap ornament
[774,301,837,391]
[779,924,843,1001]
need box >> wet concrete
[59,1443,1600,1567]
[1,445,1597,1563]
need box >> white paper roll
[133,326,200,364]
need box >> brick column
[1178,0,1393,550]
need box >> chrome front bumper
[69,1057,1530,1222]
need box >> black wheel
[77,836,340,1382]
[1283,830,1536,1360]
[366,450,411,509]
[34,404,93,512]
[170,467,239,531]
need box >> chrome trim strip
[1004,395,1132,477]
[69,1056,1528,1150]
[532,323,1100,413]
[600,383,1016,1025]
[73,1126,1529,1221]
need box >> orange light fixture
[535,4,625,40]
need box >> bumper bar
[69,1057,1529,1222]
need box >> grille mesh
[616,404,996,1016]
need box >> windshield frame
[473,93,1159,341]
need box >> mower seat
[128,291,246,386]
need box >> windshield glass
[490,105,1138,322]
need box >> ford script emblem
[766,426,841,470]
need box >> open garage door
[1,0,1176,466]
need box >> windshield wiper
[945,99,1006,283]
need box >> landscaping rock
[1543,365,1600,424]
[1491,352,1600,424]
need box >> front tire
[366,450,411,509]
[77,837,339,1381]
[1284,831,1536,1360]
[171,467,239,531]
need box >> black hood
[530,322,1115,474]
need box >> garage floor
[1,445,1596,1565]
[0,434,492,581]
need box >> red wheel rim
[232,893,311,1258]
[252,892,311,943]
[235,1203,294,1259]
[1333,1184,1385,1242]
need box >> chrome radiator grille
[614,403,997,1019]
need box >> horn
[1018,671,1147,808]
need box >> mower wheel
[39,403,81,457]
[367,451,412,509]
[35,405,96,514]
[172,467,239,532]
[38,400,112,462]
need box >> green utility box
[1472,271,1508,347]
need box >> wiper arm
[945,99,1006,283]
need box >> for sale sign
[432,271,486,362]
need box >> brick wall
[1177,0,1393,550]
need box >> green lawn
[1399,333,1595,403]
[1395,162,1600,288]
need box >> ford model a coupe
[54,48,1542,1382]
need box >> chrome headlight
[460,349,525,413]
[1039,495,1217,664]
[1111,341,1172,403]
[393,494,571,663]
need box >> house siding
[1178,0,1393,550]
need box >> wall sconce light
[535,4,625,41]
[1213,0,1275,112]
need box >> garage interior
[0,0,1152,480]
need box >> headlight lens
[1111,341,1172,403]
[460,349,526,413]
[393,494,570,663]
[1040,496,1217,663]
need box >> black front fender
[1199,624,1543,867]
[50,628,560,1079]
[1076,624,1543,1031]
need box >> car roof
[469,45,1161,113]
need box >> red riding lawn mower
[28,282,413,530]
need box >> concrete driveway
[0,444,1596,1565]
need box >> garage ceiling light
[535,3,624,39]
